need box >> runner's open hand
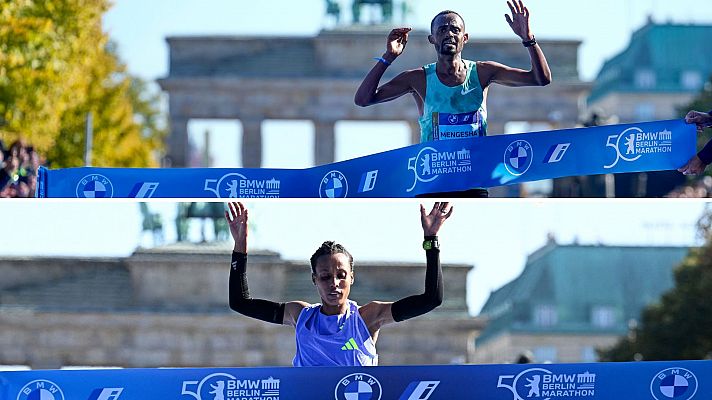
[505,0,533,41]
[386,28,411,60]
[421,202,453,237]
[225,202,248,251]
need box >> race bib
[432,110,487,140]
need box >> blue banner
[1,360,710,400]
[36,120,695,198]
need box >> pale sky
[2,1,711,315]
[104,0,712,82]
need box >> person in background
[678,109,712,175]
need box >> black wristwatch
[422,235,439,250]
[522,36,537,47]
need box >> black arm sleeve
[698,139,712,166]
[229,251,285,324]
[390,245,443,322]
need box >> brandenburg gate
[159,28,589,168]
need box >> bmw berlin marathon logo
[407,146,472,192]
[498,368,596,400]
[182,372,280,400]
[604,126,673,169]
[650,368,698,400]
[204,173,281,198]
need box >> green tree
[600,205,712,361]
[0,0,164,167]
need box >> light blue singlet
[418,60,488,143]
[293,300,378,366]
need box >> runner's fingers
[507,1,516,16]
[227,202,237,221]
[511,0,521,14]
[444,206,454,219]
[430,203,440,215]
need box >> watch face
[423,240,438,250]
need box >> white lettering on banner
[438,130,480,139]
[204,173,281,198]
[407,147,472,192]
[181,373,280,400]
[605,127,673,169]
[497,368,596,400]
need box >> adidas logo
[341,338,359,351]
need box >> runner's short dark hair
[310,241,354,273]
[431,10,465,33]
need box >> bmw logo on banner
[650,368,698,400]
[17,379,65,400]
[504,140,533,176]
[334,373,382,400]
[76,174,114,198]
[320,170,349,198]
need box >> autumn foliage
[0,0,164,167]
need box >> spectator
[0,139,45,198]
[678,109,712,176]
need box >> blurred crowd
[0,139,43,198]
[667,175,712,198]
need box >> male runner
[355,0,551,197]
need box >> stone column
[314,119,336,165]
[167,117,190,167]
[241,118,263,168]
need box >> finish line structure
[1,360,710,399]
[36,120,695,198]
